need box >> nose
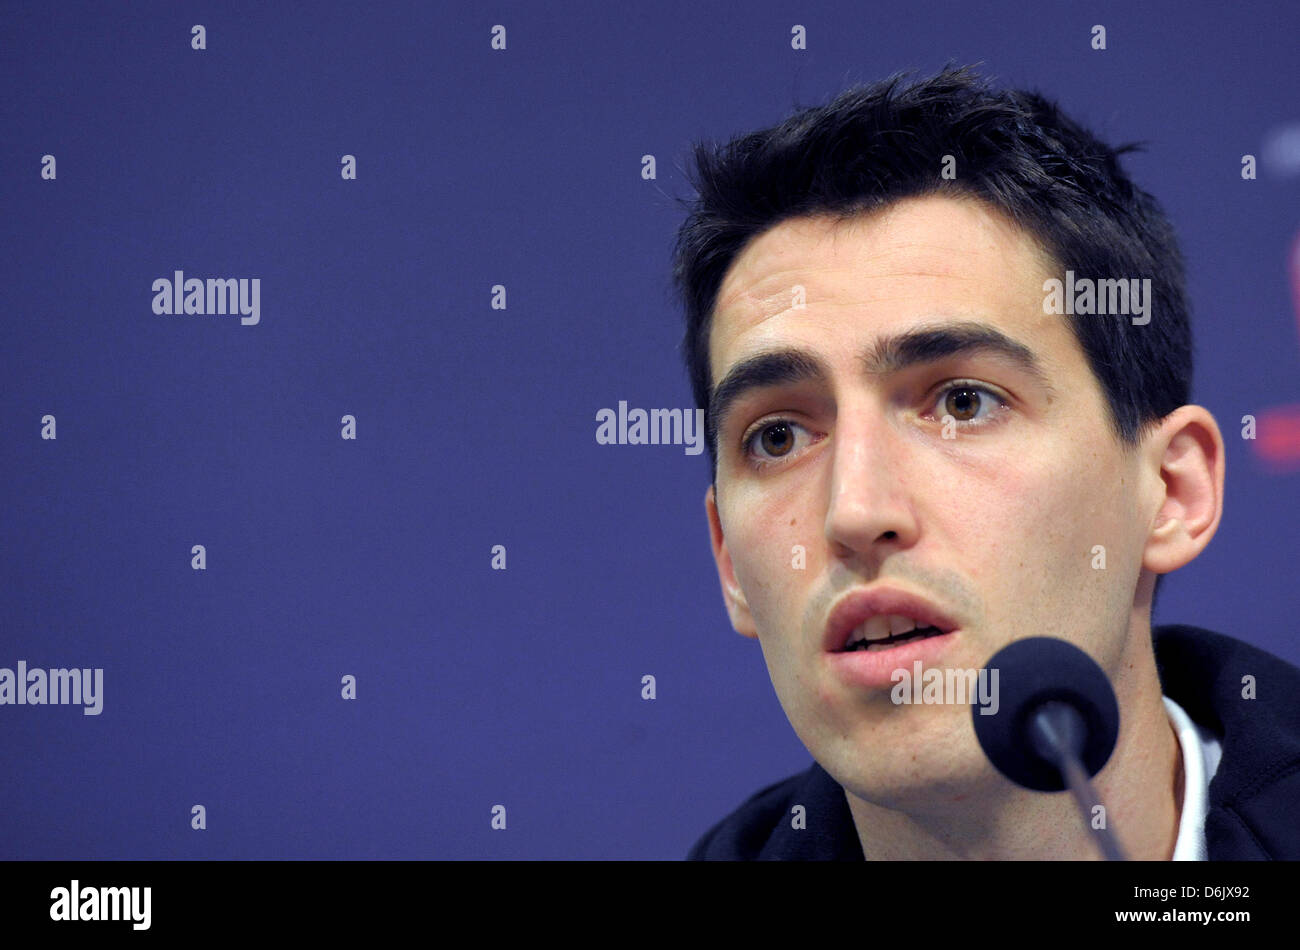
[824,405,921,561]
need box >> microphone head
[971,636,1120,791]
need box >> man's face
[705,194,1154,810]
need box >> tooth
[862,615,891,641]
[888,614,918,636]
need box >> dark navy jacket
[687,626,1300,860]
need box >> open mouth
[839,624,946,653]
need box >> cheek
[949,439,1139,624]
[928,449,1048,578]
[724,486,814,626]
[1035,443,1142,574]
[928,447,1077,588]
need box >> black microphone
[970,636,1127,860]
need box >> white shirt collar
[1163,694,1223,860]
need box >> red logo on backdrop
[1253,229,1300,470]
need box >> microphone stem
[1058,752,1128,861]
[1031,702,1129,860]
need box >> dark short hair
[670,65,1192,612]
[671,65,1193,481]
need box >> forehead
[709,194,1066,383]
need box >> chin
[814,718,999,811]
[838,756,1000,813]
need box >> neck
[845,626,1185,860]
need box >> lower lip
[826,630,958,689]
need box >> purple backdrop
[2,0,1297,859]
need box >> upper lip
[823,586,959,652]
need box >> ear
[705,484,759,638]
[1140,405,1225,576]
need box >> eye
[742,418,811,466]
[928,382,1008,427]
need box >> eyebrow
[708,321,1056,449]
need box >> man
[673,66,1300,860]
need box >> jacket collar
[1153,625,1300,859]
